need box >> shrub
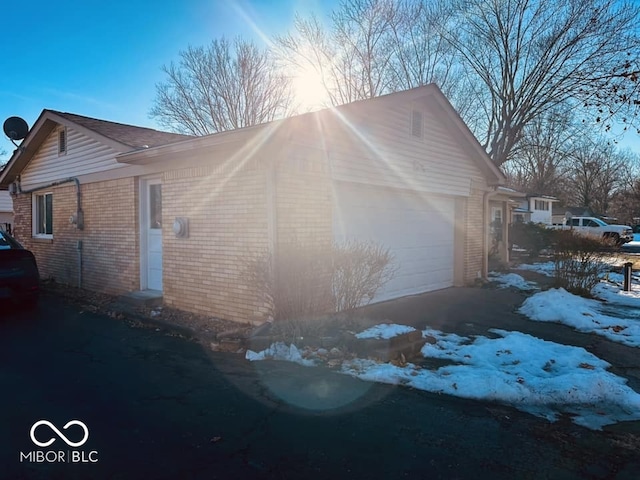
[244,239,395,321]
[509,222,554,258]
[332,240,396,312]
[550,230,608,296]
[244,242,334,322]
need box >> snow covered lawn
[520,288,640,348]
[515,263,640,347]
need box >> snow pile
[246,342,315,366]
[355,323,416,339]
[488,272,538,291]
[342,329,640,429]
[520,288,640,347]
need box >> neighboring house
[487,187,527,262]
[0,190,13,233]
[551,206,597,225]
[511,194,559,225]
[0,85,506,324]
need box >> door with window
[491,206,503,244]
[141,178,163,291]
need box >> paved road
[1,294,639,479]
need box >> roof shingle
[51,110,193,149]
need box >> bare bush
[551,230,609,296]
[244,239,395,322]
[332,240,396,311]
[244,242,334,322]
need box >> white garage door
[333,182,455,303]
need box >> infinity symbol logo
[30,420,89,448]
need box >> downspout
[482,186,500,279]
[14,176,84,287]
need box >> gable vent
[58,127,67,155]
[411,110,423,139]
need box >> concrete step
[115,290,163,308]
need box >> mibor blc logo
[20,420,98,464]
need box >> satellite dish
[3,116,29,141]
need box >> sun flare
[291,65,328,112]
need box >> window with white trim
[534,199,549,211]
[58,127,67,156]
[33,193,53,238]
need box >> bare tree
[0,148,8,169]
[275,0,467,107]
[151,37,293,135]
[442,0,640,167]
[607,151,640,223]
[276,1,399,106]
[566,138,629,214]
[503,108,577,199]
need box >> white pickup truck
[549,216,633,245]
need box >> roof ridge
[48,110,185,134]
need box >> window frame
[32,192,54,239]
[534,199,549,211]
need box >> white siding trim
[327,97,483,197]
[20,126,126,189]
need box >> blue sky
[0,0,332,153]
[0,0,637,156]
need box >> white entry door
[141,178,163,291]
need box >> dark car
[0,230,39,308]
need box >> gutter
[14,176,84,230]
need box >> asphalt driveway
[357,279,640,393]
[1,291,640,479]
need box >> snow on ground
[488,272,538,291]
[343,328,640,429]
[519,288,640,347]
[355,323,416,339]
[246,262,640,429]
[515,257,624,277]
[246,342,315,366]
[247,326,640,429]
[593,274,640,310]
[514,261,556,277]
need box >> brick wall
[11,177,139,295]
[275,147,333,247]
[162,163,272,324]
[464,183,487,282]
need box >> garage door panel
[334,183,455,303]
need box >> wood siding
[20,126,126,188]
[325,97,485,197]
